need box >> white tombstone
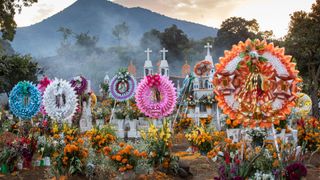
[128,120,137,138]
[80,80,93,132]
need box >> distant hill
[12,0,217,56]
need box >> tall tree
[0,54,42,96]
[161,24,189,60]
[112,22,130,46]
[285,0,320,118]
[213,17,260,56]
[0,0,38,41]
[140,29,161,50]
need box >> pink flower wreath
[135,74,177,119]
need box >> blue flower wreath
[9,81,42,120]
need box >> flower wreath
[135,74,177,119]
[293,93,312,117]
[38,76,52,115]
[70,76,88,95]
[194,60,212,76]
[213,39,301,128]
[110,70,136,101]
[43,78,78,121]
[9,81,41,119]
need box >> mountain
[12,0,217,56]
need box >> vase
[128,120,137,138]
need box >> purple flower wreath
[70,76,88,95]
[110,70,137,101]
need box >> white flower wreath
[43,78,78,122]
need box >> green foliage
[112,22,130,45]
[0,54,42,95]
[0,0,38,41]
[284,0,320,117]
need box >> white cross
[204,42,212,56]
[144,48,152,61]
[160,48,168,60]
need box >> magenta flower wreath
[135,74,177,119]
[38,76,52,116]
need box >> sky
[14,0,315,38]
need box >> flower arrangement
[213,39,301,128]
[194,60,212,76]
[184,95,197,107]
[174,114,193,132]
[226,118,241,129]
[139,120,179,173]
[246,128,267,147]
[135,74,177,119]
[297,117,320,151]
[92,103,111,121]
[85,125,116,153]
[103,142,148,173]
[43,78,78,122]
[185,126,215,154]
[200,115,212,126]
[9,81,42,120]
[110,69,137,101]
[70,76,88,95]
[50,124,89,176]
[199,95,215,105]
[207,132,307,179]
[37,76,52,116]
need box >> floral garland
[110,70,136,101]
[70,76,88,95]
[9,81,42,119]
[213,39,301,128]
[293,93,312,117]
[38,76,52,116]
[135,74,176,119]
[194,60,212,76]
[43,78,78,121]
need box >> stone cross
[204,42,212,56]
[145,48,152,61]
[160,48,168,60]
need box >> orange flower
[126,164,133,170]
[116,155,122,162]
[226,119,231,125]
[77,138,84,144]
[119,167,126,172]
[139,151,147,158]
[122,158,128,163]
[133,149,139,156]
[119,142,125,147]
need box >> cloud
[112,0,314,37]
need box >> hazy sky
[15,0,315,38]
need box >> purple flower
[285,162,307,180]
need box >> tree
[140,29,161,50]
[161,24,189,60]
[0,39,14,55]
[112,22,129,46]
[75,32,99,48]
[0,54,42,96]
[213,17,260,56]
[285,0,320,118]
[0,0,38,41]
